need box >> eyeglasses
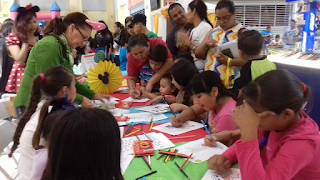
[75,26,89,42]
[215,14,233,23]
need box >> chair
[0,120,18,180]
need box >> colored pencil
[168,135,196,140]
[124,124,132,134]
[125,129,141,137]
[142,156,152,170]
[164,154,170,163]
[180,153,193,170]
[133,126,140,130]
[142,131,153,142]
[126,123,135,134]
[174,162,190,180]
[164,99,176,116]
[170,149,178,161]
[201,120,211,135]
[149,118,153,131]
[134,171,157,180]
[148,155,151,165]
[140,123,143,130]
[158,150,190,158]
[134,133,141,141]
[157,149,171,160]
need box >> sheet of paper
[120,154,134,174]
[121,132,175,155]
[110,108,131,117]
[92,97,120,106]
[153,121,203,136]
[176,138,228,163]
[81,53,96,72]
[123,112,168,123]
[122,97,149,103]
[119,127,124,139]
[136,104,169,114]
[201,168,241,180]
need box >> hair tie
[39,73,46,83]
[301,82,307,93]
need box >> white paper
[176,138,228,163]
[92,97,120,106]
[110,108,131,117]
[136,104,169,114]
[218,40,240,59]
[123,112,168,123]
[153,121,203,136]
[201,168,241,180]
[122,97,149,103]
[81,53,96,72]
[119,127,124,139]
[121,132,175,155]
[120,154,134,174]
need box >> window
[235,4,293,27]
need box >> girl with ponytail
[177,0,212,72]
[11,66,76,180]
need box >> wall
[0,0,116,33]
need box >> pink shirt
[209,97,238,134]
[223,111,320,180]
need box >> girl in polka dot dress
[5,4,39,93]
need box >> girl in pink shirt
[208,70,320,180]
[189,71,238,146]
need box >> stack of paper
[122,97,149,103]
[121,132,175,155]
[152,121,203,136]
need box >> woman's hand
[93,93,110,104]
[145,82,154,93]
[169,103,188,113]
[129,88,141,99]
[207,155,231,174]
[170,115,185,127]
[205,39,217,48]
[204,135,217,147]
[215,53,230,65]
[232,100,263,142]
[81,97,94,108]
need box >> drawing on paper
[136,104,169,114]
[153,121,203,136]
[201,168,241,180]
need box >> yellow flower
[87,61,123,94]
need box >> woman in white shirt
[177,0,213,72]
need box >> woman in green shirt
[14,12,108,117]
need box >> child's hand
[93,93,110,103]
[170,103,187,113]
[147,96,162,106]
[170,115,184,127]
[207,155,231,174]
[204,135,217,147]
[215,53,230,65]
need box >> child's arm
[146,58,173,92]
[164,95,176,104]
[143,91,159,100]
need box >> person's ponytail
[43,18,66,36]
[9,75,42,156]
[189,0,213,28]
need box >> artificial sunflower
[87,61,123,94]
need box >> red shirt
[127,38,173,77]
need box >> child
[232,29,276,95]
[269,34,284,48]
[208,70,320,179]
[9,66,76,180]
[139,44,168,94]
[189,71,238,146]
[30,108,122,180]
[146,75,177,105]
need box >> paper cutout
[176,138,228,163]
[152,121,203,136]
[109,108,130,117]
[201,168,241,180]
[136,104,169,114]
[121,132,175,155]
[123,112,168,123]
[122,97,149,103]
[120,154,134,175]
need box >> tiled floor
[0,152,19,180]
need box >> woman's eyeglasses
[215,14,233,23]
[75,26,89,42]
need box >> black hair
[0,19,14,38]
[125,16,133,24]
[176,52,194,65]
[190,71,236,101]
[128,33,149,50]
[42,108,122,180]
[168,3,184,18]
[115,22,124,29]
[242,70,312,114]
[291,19,296,23]
[150,44,168,63]
[215,0,236,14]
[267,25,271,29]
[238,30,263,56]
[275,34,280,38]
[188,0,213,28]
[161,74,178,95]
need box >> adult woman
[94,20,113,60]
[113,22,124,66]
[177,0,212,72]
[0,19,14,94]
[14,12,108,116]
[127,34,173,98]
[125,16,135,36]
[5,4,39,95]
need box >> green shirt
[14,35,95,107]
[147,31,158,38]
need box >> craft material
[174,162,190,180]
[148,155,151,165]
[126,129,141,137]
[123,113,167,123]
[180,153,193,170]
[168,135,196,140]
[115,116,130,122]
[123,97,149,103]
[201,120,211,135]
[133,140,155,156]
[176,138,228,163]
[125,124,132,134]
[201,168,241,180]
[136,104,169,114]
[153,121,203,136]
[142,131,153,142]
[142,156,152,170]
[149,119,154,131]
[171,149,178,161]
[126,124,135,134]
[110,108,130,116]
[158,150,190,158]
[135,171,157,180]
[120,101,133,109]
